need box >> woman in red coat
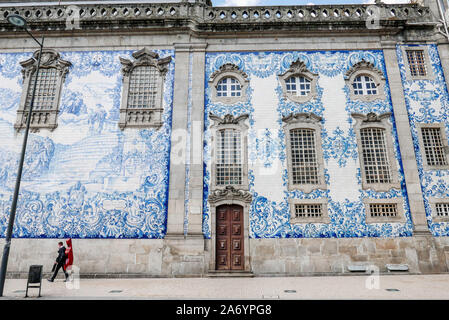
[64,238,74,275]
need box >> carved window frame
[428,197,449,223]
[119,48,172,130]
[209,113,249,191]
[416,123,449,170]
[278,59,318,104]
[401,46,434,81]
[15,49,71,132]
[209,63,249,105]
[289,198,330,224]
[352,112,400,192]
[344,59,386,102]
[364,198,406,224]
[282,112,326,193]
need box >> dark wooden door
[216,205,244,270]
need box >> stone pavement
[1,274,449,300]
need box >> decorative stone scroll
[208,185,252,204]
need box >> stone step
[207,271,254,278]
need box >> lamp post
[0,15,44,297]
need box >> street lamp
[0,14,45,297]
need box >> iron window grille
[368,203,398,218]
[406,50,427,77]
[421,127,448,166]
[216,129,243,186]
[360,127,392,184]
[290,128,319,185]
[294,203,323,219]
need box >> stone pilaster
[187,43,208,238]
[166,43,190,238]
[382,41,431,236]
[437,39,449,93]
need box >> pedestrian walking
[64,238,74,279]
[48,241,68,282]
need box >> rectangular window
[368,203,398,218]
[360,128,391,184]
[294,203,323,219]
[406,50,427,77]
[435,203,449,217]
[421,127,448,166]
[216,129,242,186]
[26,68,58,110]
[290,128,319,185]
[127,66,158,109]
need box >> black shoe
[47,279,54,282]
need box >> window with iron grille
[368,203,398,218]
[290,128,319,185]
[285,76,311,96]
[435,203,449,217]
[352,75,377,96]
[127,66,159,109]
[406,50,427,77]
[26,68,58,110]
[216,77,242,97]
[216,129,242,186]
[421,127,448,167]
[360,127,392,184]
[15,49,71,132]
[294,203,323,219]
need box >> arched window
[352,75,377,96]
[285,76,311,97]
[209,64,249,104]
[279,59,318,103]
[216,77,242,98]
[344,60,385,102]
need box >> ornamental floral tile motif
[0,50,175,239]
[397,44,449,236]
[204,50,413,239]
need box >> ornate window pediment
[15,49,71,132]
[279,59,318,104]
[344,60,385,102]
[208,186,252,204]
[119,48,172,130]
[209,63,249,104]
[282,112,326,193]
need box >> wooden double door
[216,205,244,270]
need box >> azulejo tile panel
[203,50,412,239]
[397,44,449,236]
[0,49,175,239]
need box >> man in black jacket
[48,241,68,282]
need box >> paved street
[1,274,449,300]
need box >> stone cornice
[0,2,436,35]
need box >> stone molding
[15,48,71,132]
[0,3,435,34]
[118,48,171,130]
[344,59,386,102]
[208,185,252,204]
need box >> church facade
[1,0,449,276]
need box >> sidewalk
[1,274,449,300]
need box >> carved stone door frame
[208,186,252,272]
